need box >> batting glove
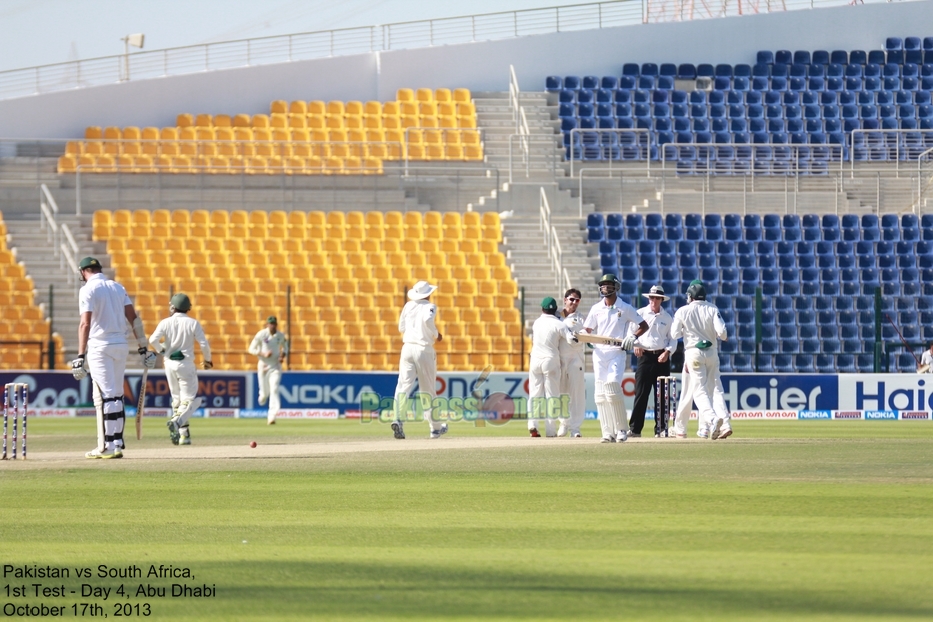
[620,336,636,351]
[202,361,213,370]
[139,348,157,369]
[71,354,88,380]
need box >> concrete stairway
[4,213,103,361]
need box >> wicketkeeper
[149,293,212,445]
[249,316,288,425]
[72,256,156,459]
[583,273,649,443]
[670,281,732,440]
[528,296,577,437]
[392,280,444,440]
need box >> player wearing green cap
[528,297,577,437]
[249,316,288,425]
[149,293,213,445]
[72,256,156,459]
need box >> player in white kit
[670,281,732,440]
[71,256,156,459]
[149,293,212,445]
[528,297,577,437]
[392,281,444,440]
[583,273,649,443]
[557,289,586,437]
[249,316,288,425]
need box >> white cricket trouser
[528,354,560,436]
[672,371,731,436]
[593,351,629,438]
[394,343,441,431]
[165,359,200,427]
[683,348,720,429]
[87,342,128,451]
[258,361,282,422]
[559,354,585,434]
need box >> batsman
[583,273,649,443]
[149,293,213,446]
[72,256,156,459]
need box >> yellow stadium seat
[85,126,103,139]
[230,114,250,127]
[176,114,194,127]
[214,114,232,127]
[195,114,212,127]
[453,89,471,103]
[251,114,270,129]
[270,100,287,114]
[58,155,76,173]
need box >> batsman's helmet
[598,273,621,297]
[170,293,192,313]
[686,281,707,301]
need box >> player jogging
[528,297,577,437]
[583,273,649,443]
[149,293,212,445]
[670,281,732,440]
[71,256,156,459]
[558,289,586,437]
[249,316,288,425]
[392,280,444,440]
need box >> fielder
[919,343,933,373]
[249,316,288,425]
[558,289,586,438]
[148,293,212,445]
[671,365,731,439]
[72,256,156,459]
[670,281,732,440]
[392,280,444,440]
[528,297,577,437]
[583,273,649,443]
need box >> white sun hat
[408,280,437,300]
[642,284,671,301]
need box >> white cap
[407,280,437,300]
[642,285,670,301]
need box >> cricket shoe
[600,436,616,443]
[615,430,628,443]
[696,429,709,439]
[717,428,733,440]
[572,432,582,438]
[529,428,540,438]
[429,424,449,439]
[179,428,191,445]
[85,446,120,459]
[629,432,641,438]
[391,421,405,440]
[167,417,181,445]
[557,423,568,437]
[709,418,723,440]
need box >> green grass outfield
[1,418,932,621]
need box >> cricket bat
[136,367,148,440]
[470,365,494,428]
[574,332,627,348]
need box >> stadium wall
[0,0,930,139]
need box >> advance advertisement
[3,371,930,421]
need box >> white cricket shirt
[149,313,212,363]
[398,299,439,347]
[671,300,727,350]
[79,273,131,347]
[632,306,676,353]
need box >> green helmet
[686,281,706,301]
[78,256,101,270]
[598,273,621,298]
[170,293,192,313]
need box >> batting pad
[603,381,629,433]
[595,381,613,439]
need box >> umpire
[629,285,676,437]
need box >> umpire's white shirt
[398,300,439,347]
[631,306,676,354]
[150,313,212,362]
[671,300,727,349]
[921,350,933,371]
[79,273,131,347]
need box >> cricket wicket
[2,382,28,460]
[656,376,677,438]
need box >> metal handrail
[568,128,652,177]
[507,133,561,182]
[539,186,569,289]
[918,146,933,213]
[0,0,898,101]
[850,129,933,177]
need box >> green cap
[541,297,558,311]
[78,256,101,270]
[267,316,277,324]
[170,293,192,312]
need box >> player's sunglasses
[566,298,580,302]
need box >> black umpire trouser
[631,350,671,435]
